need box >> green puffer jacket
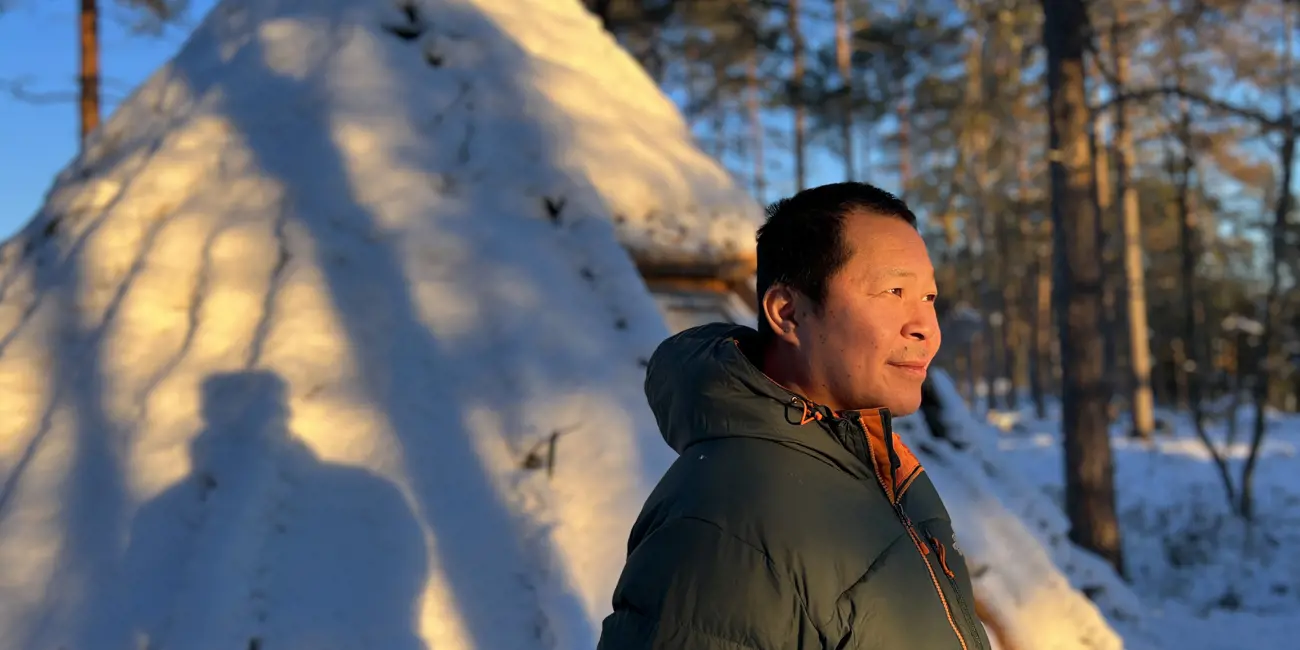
[598,323,992,650]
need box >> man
[597,182,992,650]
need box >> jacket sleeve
[597,517,813,650]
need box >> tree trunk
[643,25,666,84]
[747,51,767,203]
[789,0,807,191]
[684,42,701,130]
[1018,60,1043,419]
[897,0,912,197]
[1224,328,1247,448]
[1111,11,1155,440]
[1242,22,1295,518]
[710,95,727,161]
[1172,97,1238,512]
[834,0,855,180]
[1041,0,1124,576]
[1031,224,1052,420]
[958,23,996,409]
[1171,338,1189,410]
[79,0,100,144]
[998,219,1022,411]
[955,349,972,404]
[583,0,614,32]
[1242,162,1290,520]
[1089,75,1118,414]
[1006,147,1035,411]
[898,99,911,196]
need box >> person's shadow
[121,370,428,650]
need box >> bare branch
[1098,85,1292,131]
[2,78,79,104]
[3,77,127,106]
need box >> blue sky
[0,1,216,240]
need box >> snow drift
[900,371,1164,650]
[0,0,762,648]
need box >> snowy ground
[891,375,1152,650]
[979,396,1300,649]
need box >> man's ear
[762,284,801,345]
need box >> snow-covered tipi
[0,0,763,648]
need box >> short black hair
[754,182,917,346]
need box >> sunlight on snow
[259,18,335,79]
[0,330,53,473]
[917,373,1141,650]
[0,0,764,647]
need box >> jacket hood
[644,323,851,455]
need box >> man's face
[798,211,940,415]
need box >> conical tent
[0,0,762,648]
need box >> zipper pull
[928,535,956,578]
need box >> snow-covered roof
[0,0,760,648]
[23,0,763,269]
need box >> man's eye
[922,293,938,303]
[889,288,904,297]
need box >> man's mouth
[888,361,929,377]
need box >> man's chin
[885,394,923,417]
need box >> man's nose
[904,309,939,342]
